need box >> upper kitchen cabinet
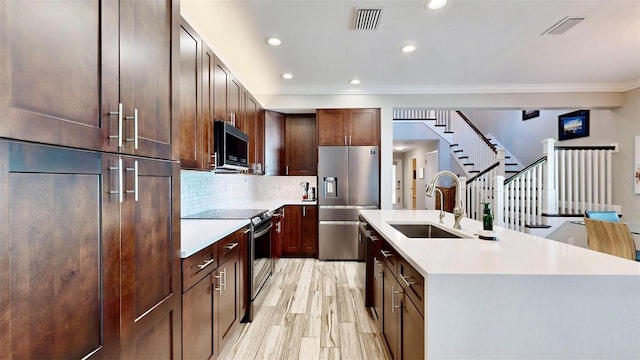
[178,18,203,170]
[0,0,179,160]
[317,108,380,146]
[178,18,215,170]
[243,89,265,174]
[214,57,242,127]
[264,110,286,176]
[285,114,317,176]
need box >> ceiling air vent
[352,7,384,31]
[541,16,585,35]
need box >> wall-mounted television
[558,110,589,141]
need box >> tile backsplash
[181,170,316,216]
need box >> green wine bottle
[482,202,493,231]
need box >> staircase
[393,109,620,235]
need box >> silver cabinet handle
[349,136,352,145]
[344,135,347,146]
[197,258,215,270]
[242,228,251,234]
[214,273,223,294]
[108,103,123,148]
[393,286,402,311]
[222,268,227,291]
[400,273,416,286]
[224,242,239,250]
[108,158,124,203]
[125,108,139,149]
[302,206,306,217]
[391,285,396,313]
[370,235,379,242]
[380,249,393,258]
[285,165,289,175]
[125,160,139,201]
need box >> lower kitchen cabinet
[181,229,245,359]
[282,205,318,257]
[367,229,425,360]
[0,140,181,359]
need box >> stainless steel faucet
[426,170,465,229]
[433,188,445,224]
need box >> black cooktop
[182,208,269,220]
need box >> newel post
[542,138,557,215]
[494,175,505,227]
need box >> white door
[424,151,439,210]
[392,159,403,209]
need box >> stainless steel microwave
[214,120,249,171]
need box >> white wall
[465,109,619,166]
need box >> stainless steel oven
[250,216,273,319]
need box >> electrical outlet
[568,237,575,245]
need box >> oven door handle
[253,222,273,238]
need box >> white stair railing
[554,144,618,214]
[451,111,497,171]
[502,157,546,231]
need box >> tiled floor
[218,258,391,360]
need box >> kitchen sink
[388,223,469,239]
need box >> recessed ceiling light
[402,45,416,53]
[427,0,447,10]
[267,37,282,46]
[282,73,293,80]
[350,79,361,85]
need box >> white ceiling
[181,0,640,97]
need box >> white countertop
[359,210,640,276]
[180,219,250,258]
[180,199,317,258]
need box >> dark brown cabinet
[0,141,181,359]
[0,141,119,359]
[264,111,286,176]
[243,90,265,174]
[282,205,318,257]
[366,229,425,360]
[285,114,318,176]
[181,229,246,359]
[214,58,242,127]
[179,18,216,171]
[0,0,179,160]
[317,108,380,146]
[436,186,457,213]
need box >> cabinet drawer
[378,235,397,278]
[182,243,217,293]
[398,258,425,316]
[218,230,242,264]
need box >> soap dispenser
[482,202,493,231]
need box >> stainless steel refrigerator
[318,146,379,260]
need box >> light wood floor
[219,258,392,360]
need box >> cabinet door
[214,58,230,122]
[178,19,203,169]
[244,91,263,172]
[0,1,118,152]
[348,108,379,146]
[182,275,214,360]
[216,256,238,353]
[400,294,425,360]
[119,0,178,160]
[264,110,285,176]
[202,43,216,170]
[285,114,318,176]
[120,157,181,359]
[301,205,318,257]
[0,141,119,359]
[283,205,302,255]
[228,75,242,128]
[317,109,348,146]
[382,271,399,360]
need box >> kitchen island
[360,210,640,359]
